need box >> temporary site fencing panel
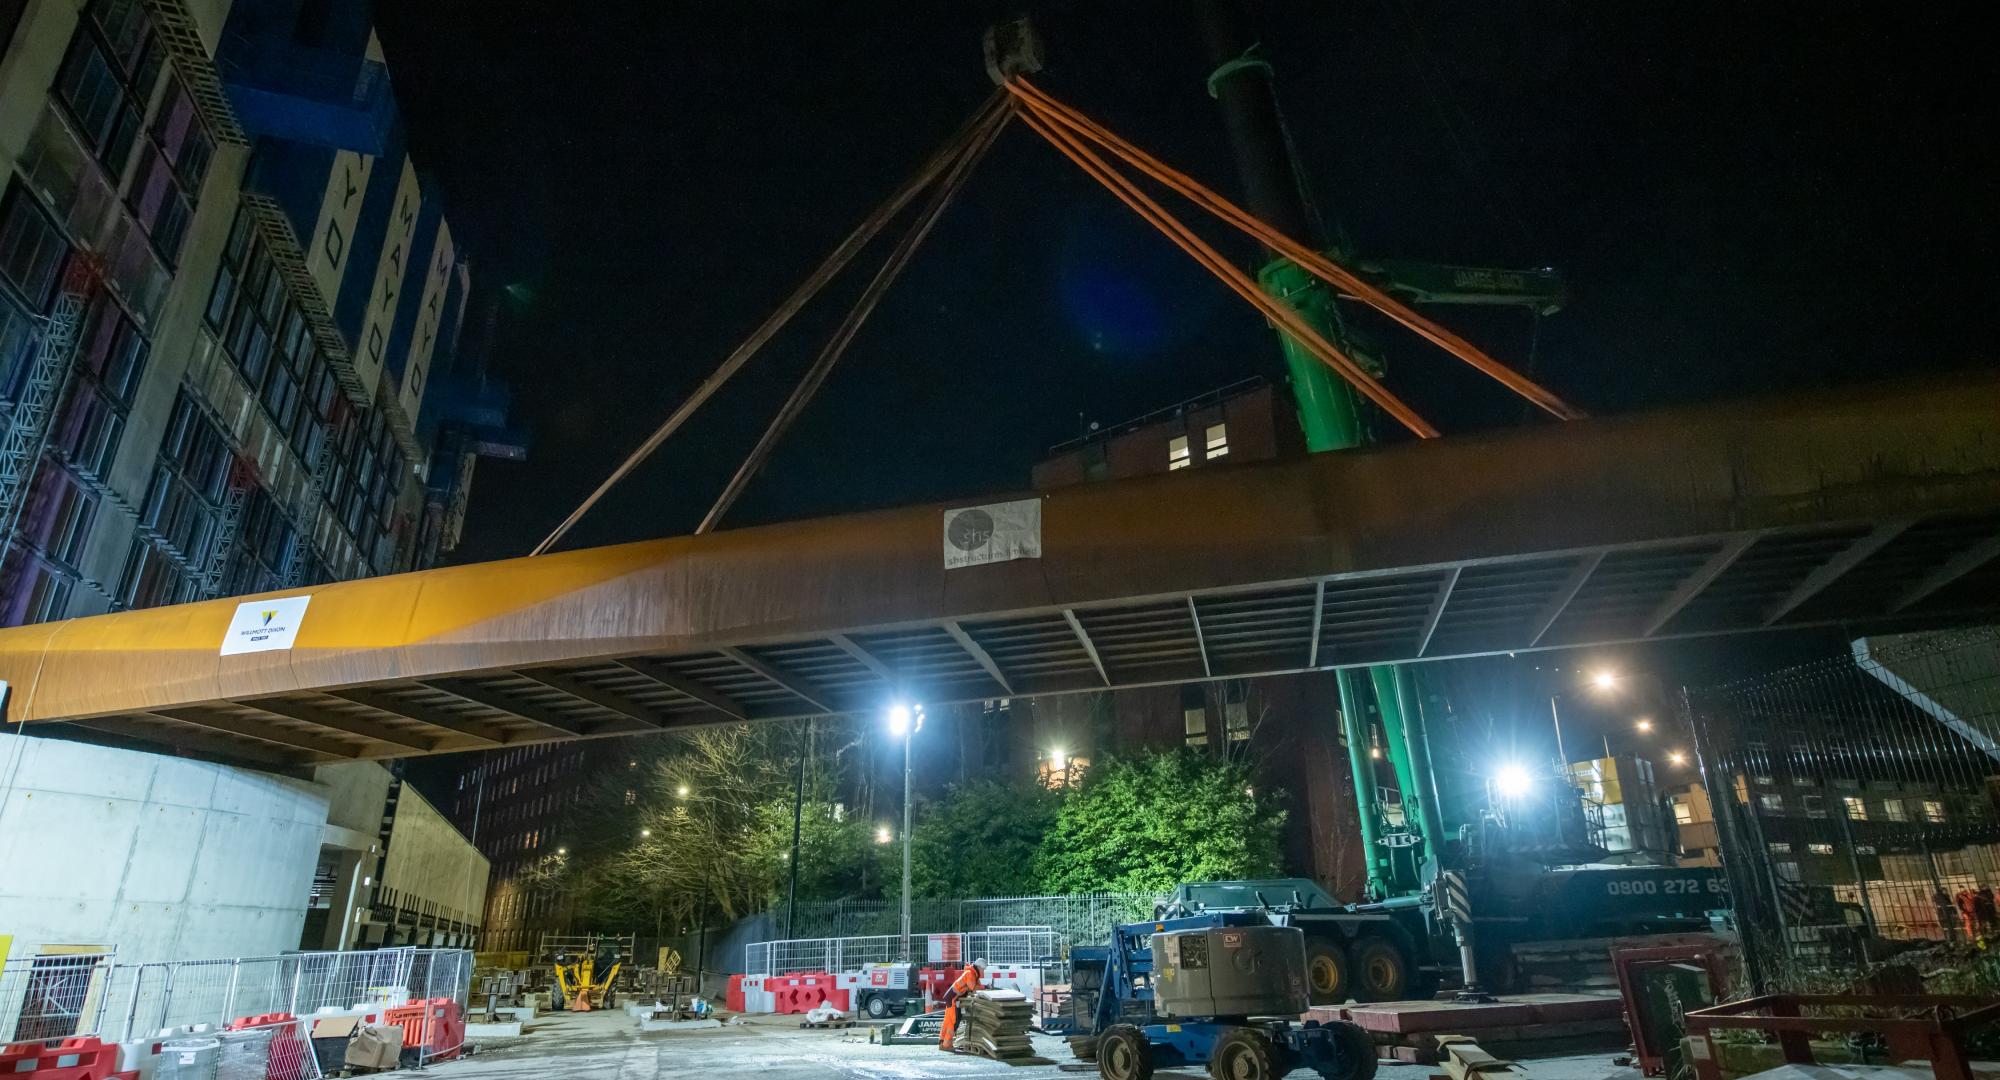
[958,894,1162,948]
[1687,628,2000,988]
[0,946,469,1067]
[0,952,115,1043]
[714,892,1157,975]
[745,927,1068,977]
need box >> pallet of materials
[953,990,1043,1063]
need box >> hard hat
[974,958,987,968]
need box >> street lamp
[1550,666,1623,766]
[1668,750,1688,766]
[676,784,690,799]
[1636,718,1654,734]
[640,828,651,838]
[888,701,923,959]
[876,825,893,845]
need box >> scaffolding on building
[0,258,101,570]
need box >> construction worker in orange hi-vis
[937,957,985,1051]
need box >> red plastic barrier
[383,998,465,1062]
[0,1037,122,1080]
[727,974,747,1012]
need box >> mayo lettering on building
[398,218,454,422]
[356,159,421,400]
[306,150,374,305]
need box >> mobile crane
[1163,1,1721,1005]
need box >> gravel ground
[421,1009,1646,1080]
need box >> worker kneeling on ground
[937,958,985,1051]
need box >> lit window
[1768,842,1791,855]
[1808,843,1834,856]
[1038,755,1088,789]
[1225,701,1249,741]
[1842,796,1866,821]
[1184,708,1208,746]
[1204,423,1228,460]
[1882,799,1907,822]
[1759,794,1783,813]
[1922,800,1946,823]
[1672,801,1694,825]
[1168,435,1190,470]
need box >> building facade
[305,761,488,951]
[1018,378,1367,895]
[0,735,486,967]
[1032,376,1302,490]
[438,742,620,953]
[1,0,514,628]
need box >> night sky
[372,2,1993,562]
[378,1,1993,813]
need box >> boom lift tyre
[1211,1027,1278,1080]
[1322,1024,1378,1080]
[1100,1024,1155,1080]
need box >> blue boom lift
[1067,913,1377,1080]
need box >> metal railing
[745,927,1058,977]
[0,946,469,1064]
[958,894,1161,947]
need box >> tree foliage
[909,779,1059,898]
[1032,748,1285,894]
[544,720,1290,935]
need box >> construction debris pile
[952,990,1035,1060]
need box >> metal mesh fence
[407,947,472,1066]
[1687,627,2000,987]
[0,947,467,1057]
[747,923,1099,976]
[0,952,115,1043]
[289,949,415,1015]
[958,894,1161,947]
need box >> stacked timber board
[953,990,1036,1061]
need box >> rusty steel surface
[2,372,1997,770]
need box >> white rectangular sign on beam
[942,498,1042,570]
[219,595,313,656]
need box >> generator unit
[1152,924,1310,1019]
[854,961,922,1019]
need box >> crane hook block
[983,16,1044,86]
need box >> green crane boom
[1200,0,1554,901]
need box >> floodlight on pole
[887,699,922,960]
[1495,763,1534,798]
